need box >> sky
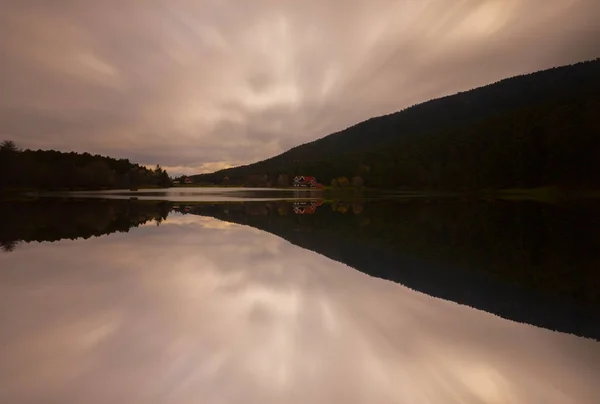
[1,1,599,176]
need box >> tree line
[0,141,172,192]
[192,59,600,190]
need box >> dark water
[1,194,600,403]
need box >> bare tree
[0,140,18,152]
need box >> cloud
[1,0,599,176]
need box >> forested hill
[193,59,600,190]
[0,142,172,192]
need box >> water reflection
[53,186,326,202]
[0,199,170,252]
[1,212,599,403]
[178,200,600,340]
[3,198,600,340]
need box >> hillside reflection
[1,212,599,403]
[177,199,600,340]
[2,198,600,340]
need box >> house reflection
[293,200,324,215]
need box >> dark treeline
[193,59,600,190]
[179,199,600,339]
[0,199,172,252]
[0,141,173,192]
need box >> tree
[1,241,19,252]
[352,176,364,188]
[154,164,162,174]
[337,177,350,187]
[245,174,268,187]
[0,141,18,190]
[0,145,173,191]
[277,174,289,187]
[0,140,18,152]
[158,170,172,187]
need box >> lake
[1,188,600,403]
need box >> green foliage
[192,59,600,190]
[0,145,173,191]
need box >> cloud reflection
[0,213,599,403]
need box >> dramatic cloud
[1,0,599,175]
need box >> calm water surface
[1,196,599,403]
[49,186,327,202]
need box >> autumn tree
[337,177,350,187]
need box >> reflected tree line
[2,198,599,339]
[176,200,600,305]
[178,199,600,339]
[0,199,171,252]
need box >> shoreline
[3,185,600,203]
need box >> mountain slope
[193,59,600,189]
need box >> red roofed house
[292,176,323,188]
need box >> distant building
[292,176,323,188]
[184,177,192,184]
